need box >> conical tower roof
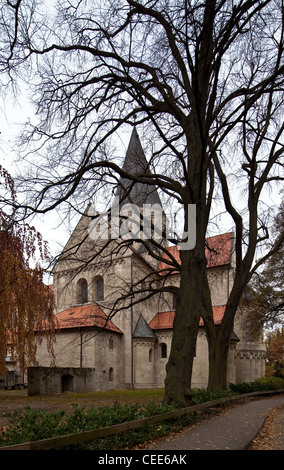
[133,314,156,338]
[116,128,162,207]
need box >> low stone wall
[27,366,96,396]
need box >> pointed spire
[116,128,162,206]
[123,127,148,175]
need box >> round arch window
[76,278,88,304]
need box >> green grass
[65,388,165,401]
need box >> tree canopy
[265,328,284,377]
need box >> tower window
[160,343,167,359]
[76,278,88,304]
[93,276,104,301]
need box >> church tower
[114,127,167,253]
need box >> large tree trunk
[206,291,244,390]
[164,248,206,406]
[201,270,238,391]
[207,328,232,391]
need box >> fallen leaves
[248,404,284,450]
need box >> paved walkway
[147,395,284,450]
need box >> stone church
[32,128,266,393]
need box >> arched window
[160,343,167,359]
[149,348,153,362]
[109,337,113,350]
[93,276,104,301]
[109,367,114,382]
[76,278,88,304]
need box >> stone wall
[235,343,266,383]
[27,366,96,395]
[34,328,123,391]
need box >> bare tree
[1,0,283,404]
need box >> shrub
[229,376,284,393]
[254,376,284,390]
[190,388,237,404]
[0,401,178,449]
[0,407,67,445]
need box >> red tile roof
[199,305,226,326]
[149,305,226,330]
[158,233,233,274]
[149,311,175,330]
[54,303,122,334]
[205,233,233,268]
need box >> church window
[149,348,153,362]
[109,337,113,350]
[76,278,88,304]
[109,367,114,382]
[160,343,167,358]
[93,276,104,301]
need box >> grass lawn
[66,387,165,401]
[55,387,166,404]
[0,387,165,405]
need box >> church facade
[33,129,266,392]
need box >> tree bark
[205,279,247,390]
[207,328,232,390]
[164,248,206,406]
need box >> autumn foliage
[265,328,284,378]
[0,166,55,376]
